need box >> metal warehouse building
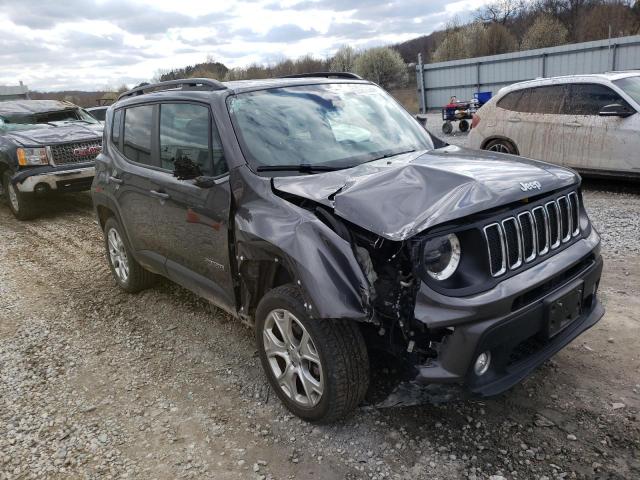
[0,82,29,101]
[416,34,640,110]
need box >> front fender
[233,171,371,321]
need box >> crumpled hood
[6,123,103,146]
[273,145,578,241]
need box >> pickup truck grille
[483,192,580,277]
[50,141,102,166]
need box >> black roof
[115,75,371,106]
[0,99,78,116]
[223,76,369,94]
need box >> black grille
[50,140,102,166]
[502,218,521,268]
[484,224,505,275]
[558,196,570,241]
[546,202,560,247]
[532,207,548,254]
[55,177,94,192]
[569,192,580,236]
[518,212,535,261]
[483,191,581,277]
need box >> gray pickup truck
[0,99,102,219]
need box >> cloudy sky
[0,0,491,91]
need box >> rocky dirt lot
[1,173,639,479]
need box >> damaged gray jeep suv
[92,75,604,422]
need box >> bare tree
[576,1,638,41]
[477,0,524,25]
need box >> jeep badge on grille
[520,181,541,192]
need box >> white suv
[468,72,640,180]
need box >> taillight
[471,113,480,129]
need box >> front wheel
[2,172,38,220]
[256,285,369,423]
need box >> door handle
[508,117,521,123]
[564,121,582,127]
[149,190,170,200]
[109,175,123,185]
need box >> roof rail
[118,78,227,101]
[281,72,363,80]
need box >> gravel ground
[1,161,639,479]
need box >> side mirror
[428,130,449,149]
[598,103,634,118]
[194,176,217,188]
[415,114,428,128]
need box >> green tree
[521,13,568,49]
[330,45,359,72]
[432,28,466,62]
[353,47,408,89]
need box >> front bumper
[414,230,604,396]
[12,163,95,194]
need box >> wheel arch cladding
[234,203,372,322]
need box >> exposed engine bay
[307,200,448,366]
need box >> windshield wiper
[256,164,342,173]
[375,148,417,161]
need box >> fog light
[474,351,491,376]
[35,183,49,195]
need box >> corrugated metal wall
[416,35,640,110]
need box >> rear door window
[159,103,228,177]
[497,91,522,111]
[518,86,567,114]
[123,105,154,166]
[568,83,628,115]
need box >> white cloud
[0,0,493,91]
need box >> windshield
[0,107,99,133]
[227,83,433,172]
[613,76,640,107]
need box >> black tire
[103,216,155,293]
[2,171,38,220]
[442,121,453,135]
[484,138,518,155]
[459,119,470,132]
[256,284,369,423]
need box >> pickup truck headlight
[17,147,49,166]
[423,233,461,280]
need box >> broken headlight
[422,233,461,281]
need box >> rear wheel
[459,119,470,132]
[103,217,155,293]
[2,172,38,220]
[484,138,517,155]
[256,285,369,423]
[442,121,453,135]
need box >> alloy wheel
[7,183,19,212]
[107,227,130,283]
[488,142,512,154]
[262,308,324,407]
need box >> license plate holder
[544,281,584,338]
